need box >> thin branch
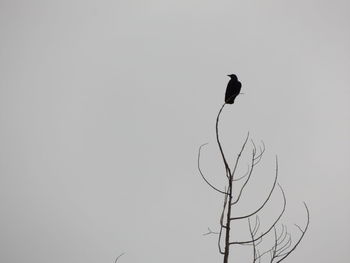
[231,156,279,220]
[276,229,289,251]
[257,250,261,263]
[252,141,265,166]
[231,139,265,206]
[248,218,258,263]
[275,235,292,255]
[229,183,287,245]
[255,237,263,246]
[277,225,287,245]
[275,203,310,263]
[216,103,231,177]
[220,187,229,228]
[256,246,273,260]
[233,164,250,181]
[231,132,250,179]
[203,227,219,236]
[252,216,260,236]
[218,223,225,255]
[114,253,125,263]
[270,226,278,263]
[256,225,289,262]
[241,236,264,247]
[218,187,229,255]
[197,143,227,195]
[231,154,255,205]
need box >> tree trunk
[223,180,233,263]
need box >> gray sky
[1,0,350,262]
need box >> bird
[225,74,241,104]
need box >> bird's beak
[227,75,231,77]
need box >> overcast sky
[1,0,350,262]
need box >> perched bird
[225,74,241,104]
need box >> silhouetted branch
[257,246,273,260]
[218,187,229,255]
[203,227,219,236]
[274,203,310,263]
[252,216,260,236]
[216,103,231,177]
[231,140,265,206]
[255,225,289,262]
[269,227,278,262]
[198,143,227,195]
[231,156,279,220]
[275,235,292,255]
[248,217,258,263]
[257,250,261,263]
[230,183,286,245]
[253,204,309,263]
[253,141,265,165]
[233,164,250,181]
[241,236,263,247]
[219,186,229,229]
[277,225,287,245]
[114,253,125,263]
[231,132,250,179]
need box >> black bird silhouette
[225,74,241,104]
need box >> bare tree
[198,103,309,263]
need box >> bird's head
[227,74,238,80]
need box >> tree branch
[114,253,125,263]
[275,203,310,263]
[203,227,219,236]
[231,140,265,206]
[248,218,258,263]
[216,103,231,177]
[229,183,287,245]
[231,132,250,179]
[197,143,227,195]
[218,187,230,255]
[233,164,250,181]
[231,156,279,220]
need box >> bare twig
[275,235,292,255]
[230,183,286,245]
[231,156,279,220]
[253,141,265,166]
[277,225,287,245]
[275,203,310,263]
[198,143,227,195]
[256,225,289,262]
[248,218,258,263]
[231,140,265,206]
[218,187,229,255]
[252,216,260,236]
[203,227,219,236]
[233,164,250,181]
[114,253,125,263]
[216,103,231,177]
[231,132,250,180]
[270,226,278,263]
